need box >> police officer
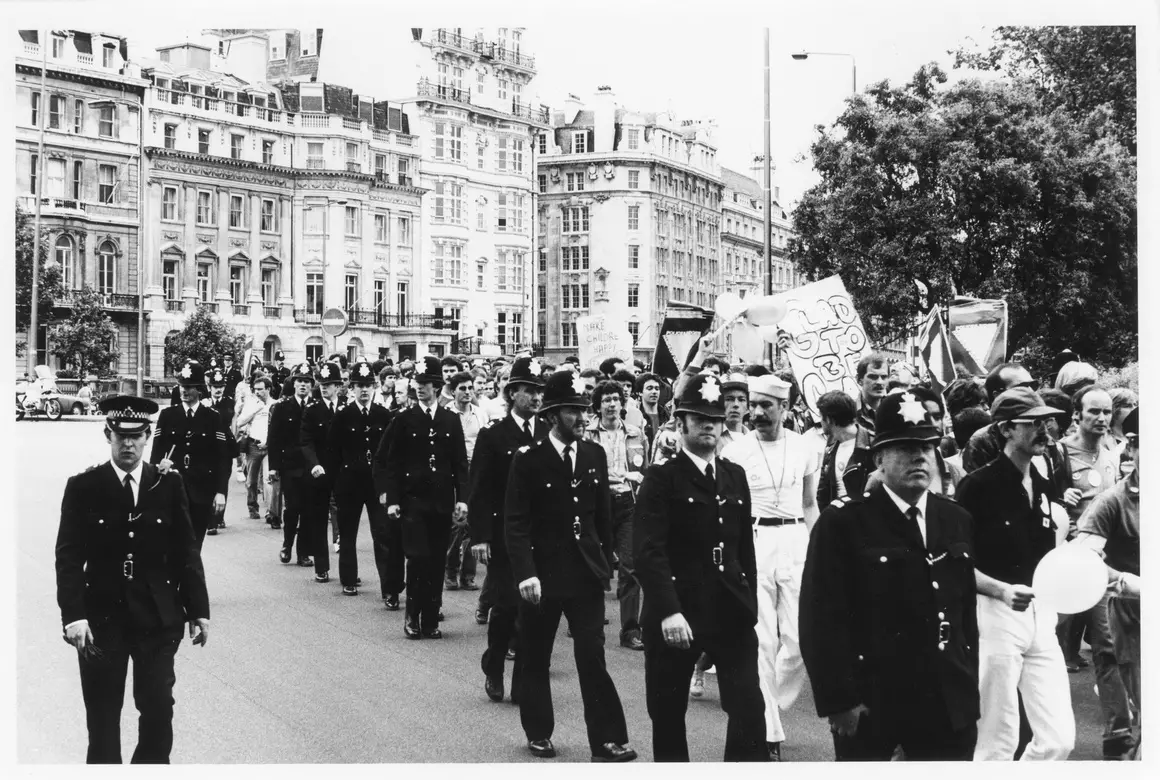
[268,362,315,567]
[268,350,291,399]
[219,354,244,406]
[327,360,394,598]
[203,369,236,535]
[468,356,547,701]
[800,391,979,760]
[56,396,210,763]
[375,355,469,639]
[504,371,636,762]
[300,361,344,584]
[634,373,767,762]
[151,361,229,548]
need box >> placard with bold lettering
[576,314,634,370]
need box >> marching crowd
[55,339,1140,764]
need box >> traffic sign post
[321,308,348,356]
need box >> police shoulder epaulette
[216,431,227,440]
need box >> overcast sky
[11,0,1151,206]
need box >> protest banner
[576,314,635,370]
[774,275,870,415]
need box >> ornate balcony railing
[232,304,250,316]
[431,29,475,55]
[165,299,184,312]
[53,290,139,310]
[293,309,323,324]
[416,78,471,106]
[263,306,281,319]
[495,46,535,71]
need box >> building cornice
[537,151,723,186]
[16,61,148,95]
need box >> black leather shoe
[279,547,291,563]
[404,615,421,639]
[506,648,517,661]
[591,742,637,763]
[620,634,644,651]
[437,610,445,622]
[527,739,556,758]
[383,594,400,611]
[444,577,459,591]
[460,579,479,591]
[342,585,357,596]
[314,572,330,583]
[475,607,490,625]
[422,628,443,639]
[485,675,504,702]
[297,557,314,567]
[767,741,782,761]
[206,527,218,536]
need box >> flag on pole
[920,307,955,394]
[947,298,1008,375]
[241,336,261,378]
[650,303,715,380]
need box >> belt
[754,517,804,527]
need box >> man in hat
[376,355,469,638]
[268,351,291,399]
[955,387,1075,760]
[717,371,750,454]
[220,354,244,406]
[327,360,395,599]
[469,356,548,702]
[268,363,316,567]
[1075,406,1141,758]
[300,361,346,583]
[203,369,236,535]
[720,374,819,759]
[634,374,768,761]
[504,371,636,761]
[57,396,210,763]
[151,362,229,547]
[800,391,979,760]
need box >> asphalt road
[15,418,1107,762]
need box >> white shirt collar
[682,448,717,477]
[419,399,439,416]
[110,459,144,487]
[548,431,577,473]
[510,410,535,434]
[881,484,930,546]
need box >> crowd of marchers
[56,339,1139,763]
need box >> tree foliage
[15,202,63,356]
[953,26,1136,156]
[163,304,248,374]
[48,287,120,377]
[789,62,1136,370]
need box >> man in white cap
[720,374,819,760]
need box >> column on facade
[278,195,293,309]
[143,180,163,301]
[247,193,263,304]
[215,187,232,303]
[181,185,197,301]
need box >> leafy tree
[953,26,1136,156]
[15,202,63,357]
[48,287,120,377]
[790,63,1136,371]
[164,303,248,374]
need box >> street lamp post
[791,51,857,95]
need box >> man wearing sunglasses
[961,363,1040,474]
[955,388,1075,760]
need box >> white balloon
[1032,545,1108,615]
[757,324,782,344]
[732,323,765,364]
[714,292,747,322]
[744,296,788,326]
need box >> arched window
[346,337,363,367]
[263,335,281,364]
[303,336,324,366]
[97,241,116,295]
[55,234,75,289]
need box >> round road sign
[321,307,349,337]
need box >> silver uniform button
[880,556,887,563]
[938,612,945,620]
[128,532,134,538]
[932,581,939,590]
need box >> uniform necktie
[122,473,134,509]
[906,505,922,544]
[705,462,714,482]
[362,405,368,418]
[523,420,532,439]
[563,444,573,475]
[428,406,435,422]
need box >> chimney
[592,85,615,153]
[564,93,582,125]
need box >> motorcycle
[19,366,64,421]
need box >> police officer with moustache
[376,356,469,639]
[203,369,236,535]
[327,360,395,598]
[300,361,345,584]
[56,396,210,763]
[505,371,636,762]
[151,361,229,548]
[268,350,292,399]
[268,362,315,567]
[468,356,547,702]
[634,374,768,762]
[800,392,979,760]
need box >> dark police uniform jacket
[205,397,237,463]
[326,401,392,497]
[268,365,292,399]
[220,367,244,404]
[150,404,230,506]
[300,397,345,490]
[374,403,468,557]
[800,486,979,733]
[56,462,210,631]
[634,451,758,636]
[505,438,614,598]
[267,395,310,477]
[467,415,547,568]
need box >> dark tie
[122,473,134,509]
[428,407,435,422]
[362,406,369,419]
[906,506,921,542]
[705,462,714,482]
[563,444,573,475]
[523,420,532,439]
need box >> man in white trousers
[954,387,1075,760]
[721,375,819,760]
